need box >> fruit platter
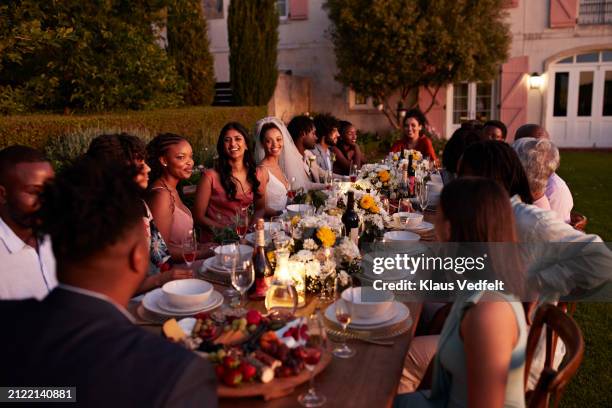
[162,309,332,400]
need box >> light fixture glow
[529,72,544,90]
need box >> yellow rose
[370,205,380,214]
[316,226,336,248]
[291,215,301,226]
[359,195,375,210]
[378,170,390,183]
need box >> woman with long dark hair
[86,133,192,293]
[194,122,264,240]
[389,109,437,160]
[332,120,365,175]
[395,177,527,408]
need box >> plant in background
[167,0,216,106]
[227,0,279,105]
[324,0,510,129]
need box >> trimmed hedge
[0,106,267,150]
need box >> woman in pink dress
[194,123,265,241]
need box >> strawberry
[222,369,243,387]
[194,312,210,320]
[246,310,262,326]
[214,364,225,379]
[291,327,299,341]
[223,355,240,369]
[240,362,257,381]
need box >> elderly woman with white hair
[512,137,570,222]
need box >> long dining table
[130,268,422,408]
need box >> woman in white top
[254,120,290,217]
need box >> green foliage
[167,0,216,106]
[0,106,267,159]
[0,0,185,112]
[227,0,279,105]
[324,0,511,128]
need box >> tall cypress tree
[167,0,216,105]
[227,0,279,106]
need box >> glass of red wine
[298,309,328,407]
[235,207,250,241]
[181,232,197,268]
[287,177,297,202]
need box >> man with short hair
[482,120,508,141]
[0,158,217,407]
[0,145,56,300]
[312,114,340,173]
[287,115,325,188]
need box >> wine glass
[181,232,197,268]
[231,260,254,314]
[349,164,358,183]
[333,287,356,359]
[235,207,250,241]
[297,309,328,407]
[270,216,283,243]
[287,177,297,202]
[417,180,429,212]
[220,240,240,303]
[399,198,412,213]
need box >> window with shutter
[550,0,578,28]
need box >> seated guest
[194,122,264,240]
[286,115,327,191]
[254,118,290,217]
[146,134,197,259]
[395,177,527,408]
[390,109,437,161]
[514,124,574,223]
[513,137,568,222]
[0,158,217,407]
[458,141,611,296]
[482,119,508,141]
[0,145,56,300]
[440,127,483,184]
[333,120,365,176]
[312,113,340,173]
[86,134,192,293]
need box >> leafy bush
[0,106,267,162]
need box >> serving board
[218,351,332,401]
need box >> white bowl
[214,244,254,268]
[393,212,423,228]
[286,204,314,217]
[383,230,421,242]
[162,279,213,310]
[341,287,394,320]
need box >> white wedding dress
[264,170,288,212]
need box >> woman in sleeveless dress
[146,133,208,261]
[255,121,290,217]
[86,133,192,293]
[394,178,528,408]
[194,123,264,241]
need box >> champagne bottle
[342,191,360,245]
[399,165,409,199]
[248,218,273,300]
[408,155,415,197]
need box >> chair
[524,304,585,408]
[570,211,587,232]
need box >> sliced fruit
[162,318,186,342]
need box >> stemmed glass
[220,240,240,304]
[416,180,429,212]
[235,207,250,241]
[297,309,328,407]
[287,177,297,202]
[333,286,356,359]
[399,198,412,213]
[349,164,358,183]
[231,259,254,314]
[181,232,197,268]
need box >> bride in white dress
[254,118,292,216]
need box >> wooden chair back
[570,211,587,232]
[524,304,584,408]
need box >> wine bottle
[408,155,415,197]
[249,218,273,300]
[342,191,360,245]
[399,165,409,199]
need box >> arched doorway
[546,50,612,147]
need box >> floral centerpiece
[358,163,399,194]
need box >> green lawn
[556,151,612,408]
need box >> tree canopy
[324,0,511,128]
[0,0,185,113]
[227,0,279,106]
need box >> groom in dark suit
[0,157,217,407]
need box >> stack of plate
[324,301,410,330]
[140,283,224,320]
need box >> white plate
[384,230,420,242]
[245,232,272,246]
[201,257,245,274]
[406,221,434,232]
[157,293,217,314]
[325,301,408,329]
[142,288,224,317]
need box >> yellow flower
[359,194,375,210]
[316,226,336,248]
[378,170,390,183]
[266,251,276,265]
[370,205,380,214]
[291,215,301,226]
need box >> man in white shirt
[0,145,56,300]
